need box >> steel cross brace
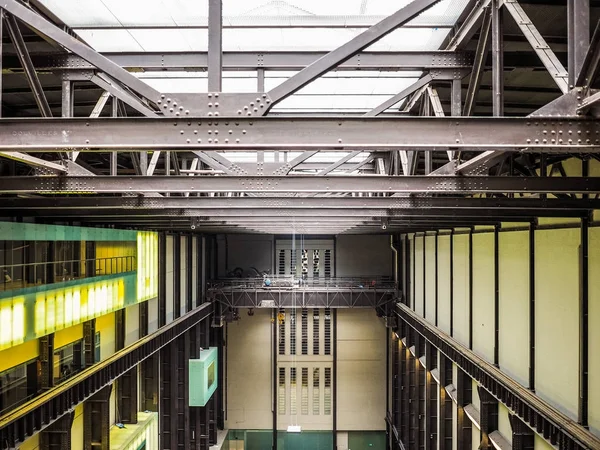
[0,117,598,151]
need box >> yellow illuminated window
[46,295,56,330]
[87,286,95,317]
[55,292,65,330]
[0,304,13,347]
[64,290,73,327]
[107,284,114,311]
[72,289,81,323]
[35,295,46,336]
[12,299,25,344]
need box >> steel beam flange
[157,92,273,117]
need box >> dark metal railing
[0,255,136,292]
[209,275,396,291]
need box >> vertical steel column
[439,355,453,450]
[451,79,462,117]
[478,386,499,449]
[509,415,534,450]
[110,97,118,175]
[117,367,139,424]
[412,235,416,310]
[0,12,3,118]
[456,368,472,450]
[468,229,473,349]
[580,215,589,427]
[140,300,149,338]
[61,79,72,118]
[160,340,178,450]
[422,235,426,318]
[491,0,504,116]
[40,412,73,450]
[83,319,96,368]
[187,235,194,312]
[449,231,454,336]
[39,334,54,390]
[140,151,148,176]
[208,0,223,92]
[272,310,278,450]
[435,232,439,326]
[463,7,491,117]
[141,353,159,411]
[424,341,437,450]
[84,386,111,450]
[568,0,590,87]
[333,309,338,450]
[528,221,536,391]
[257,68,265,92]
[494,225,500,366]
[386,330,391,447]
[408,331,417,449]
[404,235,410,306]
[115,309,125,351]
[391,334,400,444]
[159,232,167,327]
[174,235,181,319]
[417,335,425,450]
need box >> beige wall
[226,309,273,429]
[125,303,140,347]
[337,309,386,431]
[535,228,580,420]
[472,233,495,362]
[498,230,530,387]
[414,235,424,316]
[452,234,470,346]
[589,228,600,436]
[425,235,437,324]
[437,235,452,334]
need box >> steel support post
[0,12,3,118]
[528,221,536,390]
[187,236,194,312]
[208,0,223,92]
[494,225,500,366]
[424,341,438,450]
[417,334,426,450]
[40,412,73,450]
[451,79,462,118]
[141,353,159,412]
[439,355,453,450]
[83,320,96,368]
[333,309,338,450]
[456,368,472,450]
[61,80,73,118]
[400,340,409,445]
[468,229,474,349]
[491,0,504,116]
[510,415,534,450]
[159,233,167,327]
[117,367,139,424]
[174,235,181,319]
[478,386,499,449]
[579,216,589,427]
[408,332,418,448]
[160,340,178,450]
[391,334,400,444]
[115,308,125,351]
[568,0,590,87]
[84,386,111,450]
[39,334,54,391]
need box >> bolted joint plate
[156,92,273,117]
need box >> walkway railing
[0,255,136,292]
[208,276,396,291]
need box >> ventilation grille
[324,249,331,278]
[324,367,332,415]
[278,309,285,355]
[301,367,309,415]
[278,367,286,415]
[301,309,308,355]
[278,249,285,275]
[313,368,320,415]
[290,367,297,416]
[324,309,331,356]
[313,309,320,355]
[290,310,296,355]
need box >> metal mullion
[208,0,223,92]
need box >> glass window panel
[75,29,144,52]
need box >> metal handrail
[209,276,397,291]
[0,255,136,292]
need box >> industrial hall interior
[0,0,600,449]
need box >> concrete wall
[219,234,274,277]
[226,309,273,430]
[399,221,599,447]
[337,309,386,431]
[125,303,139,347]
[336,235,393,277]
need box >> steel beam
[446,0,491,51]
[317,151,362,176]
[22,51,473,71]
[0,117,598,151]
[1,175,600,194]
[576,21,600,88]
[0,151,66,172]
[267,0,442,106]
[5,196,597,211]
[503,0,569,93]
[567,0,590,87]
[5,13,52,117]
[208,0,223,92]
[491,0,504,116]
[90,74,158,117]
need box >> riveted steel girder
[0,117,598,151]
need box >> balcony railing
[0,255,136,292]
[209,275,396,291]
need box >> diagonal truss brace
[503,0,568,93]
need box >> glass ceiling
[38,0,469,113]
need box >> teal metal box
[189,347,218,407]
